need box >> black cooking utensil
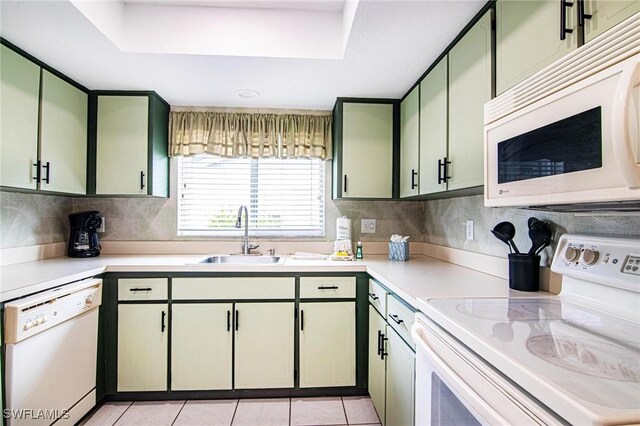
[528,218,552,255]
[491,221,520,254]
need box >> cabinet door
[448,11,492,191]
[96,96,149,195]
[234,302,294,389]
[385,328,415,426]
[368,306,386,425]
[0,45,40,190]
[341,103,393,198]
[117,304,167,391]
[400,87,420,198]
[584,0,640,42]
[171,303,232,391]
[419,57,448,195]
[299,302,356,388]
[496,0,577,95]
[40,70,87,194]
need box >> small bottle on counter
[356,241,363,260]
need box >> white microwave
[484,14,640,211]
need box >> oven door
[411,314,565,426]
[484,53,640,207]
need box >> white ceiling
[0,0,486,110]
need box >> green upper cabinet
[418,57,448,196]
[95,93,169,197]
[0,44,89,194]
[400,87,419,198]
[448,10,493,191]
[583,0,640,42]
[496,0,577,95]
[0,45,40,190]
[333,100,396,199]
[40,70,88,194]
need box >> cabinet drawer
[118,278,168,301]
[172,277,295,300]
[368,279,388,316]
[299,277,356,299]
[387,295,415,349]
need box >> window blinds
[178,156,325,237]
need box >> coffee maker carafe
[68,211,102,257]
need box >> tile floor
[82,396,381,426]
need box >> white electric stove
[412,234,640,426]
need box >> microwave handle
[612,59,640,189]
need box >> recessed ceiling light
[236,89,260,99]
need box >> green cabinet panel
[584,0,640,42]
[333,100,396,199]
[171,303,233,391]
[40,70,88,194]
[400,86,420,198]
[448,10,492,191]
[299,302,356,388]
[0,45,40,190]
[496,0,578,95]
[418,57,448,195]
[117,304,168,392]
[95,93,169,197]
[385,327,415,426]
[368,306,386,425]
[234,302,295,389]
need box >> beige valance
[169,111,332,160]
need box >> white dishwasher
[4,278,102,426]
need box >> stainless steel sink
[197,255,284,265]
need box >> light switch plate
[466,220,474,240]
[361,219,376,234]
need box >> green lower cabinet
[117,303,168,392]
[368,304,415,426]
[368,306,387,424]
[171,303,233,391]
[299,302,356,388]
[385,327,415,426]
[234,302,295,389]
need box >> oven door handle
[612,58,640,189]
[411,322,513,425]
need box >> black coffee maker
[68,211,102,257]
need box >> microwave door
[485,54,640,207]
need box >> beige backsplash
[2,190,639,264]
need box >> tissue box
[389,241,409,261]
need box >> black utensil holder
[508,254,540,292]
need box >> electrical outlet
[97,217,106,233]
[361,219,376,234]
[466,220,474,240]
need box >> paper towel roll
[336,216,351,240]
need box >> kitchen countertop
[0,254,530,309]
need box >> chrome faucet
[235,205,259,255]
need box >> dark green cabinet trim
[332,98,400,200]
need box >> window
[178,156,325,237]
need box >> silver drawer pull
[389,314,404,325]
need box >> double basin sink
[197,254,284,265]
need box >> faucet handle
[267,248,275,256]
[247,242,260,254]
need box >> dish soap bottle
[356,241,363,260]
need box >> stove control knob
[580,249,599,266]
[85,295,93,306]
[563,247,580,263]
